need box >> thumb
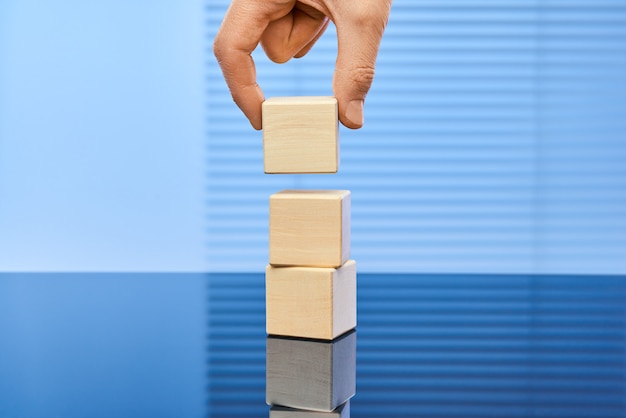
[332,1,391,129]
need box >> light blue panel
[205,1,626,273]
[0,0,206,271]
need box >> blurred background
[1,1,626,417]
[206,1,626,274]
[2,1,625,274]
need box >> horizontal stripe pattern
[208,272,626,417]
[205,1,626,274]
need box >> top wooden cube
[262,96,339,174]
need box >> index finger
[213,1,289,130]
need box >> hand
[213,0,392,130]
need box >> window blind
[206,1,626,274]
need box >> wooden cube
[270,401,350,417]
[266,260,356,340]
[263,96,339,174]
[269,190,350,268]
[266,331,356,412]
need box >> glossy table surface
[1,273,625,417]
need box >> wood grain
[266,260,356,340]
[263,96,339,174]
[269,190,350,268]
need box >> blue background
[205,1,626,274]
[0,0,206,271]
[1,1,626,417]
[1,1,625,273]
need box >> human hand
[213,0,392,130]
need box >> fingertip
[244,104,263,130]
[233,84,264,131]
[340,99,364,129]
[251,117,262,131]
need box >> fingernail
[345,100,364,128]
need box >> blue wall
[206,1,626,274]
[1,1,626,273]
[0,0,206,271]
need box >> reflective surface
[1,273,625,417]
[266,332,356,412]
[210,273,626,418]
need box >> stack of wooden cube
[263,97,356,417]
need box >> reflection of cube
[270,401,350,417]
[269,190,350,268]
[267,331,356,412]
[262,96,339,174]
[266,260,356,340]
